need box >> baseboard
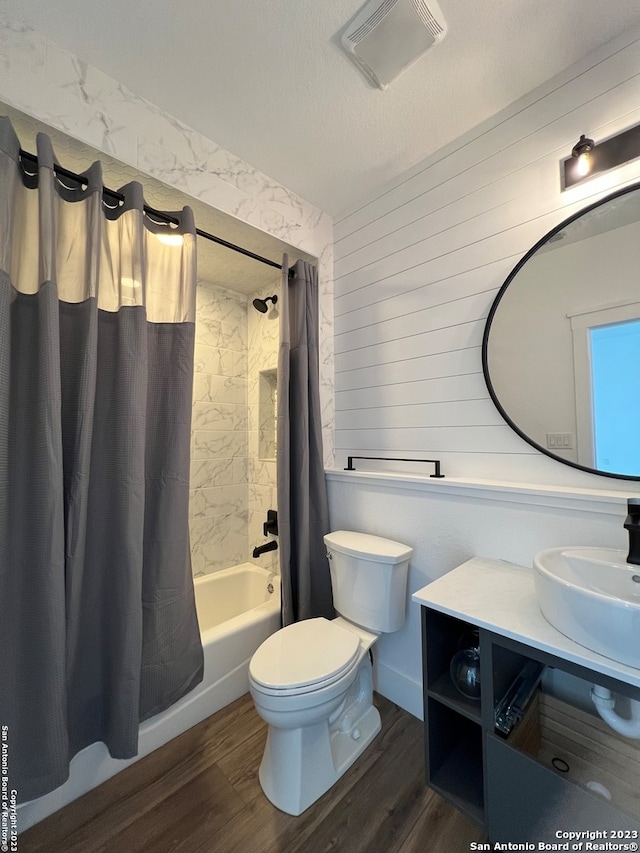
[374,661,423,720]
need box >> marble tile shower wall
[190,281,249,576]
[248,284,281,574]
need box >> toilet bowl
[249,531,413,816]
[249,615,380,815]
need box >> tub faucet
[253,540,278,558]
[624,498,640,566]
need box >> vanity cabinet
[421,605,640,842]
[415,557,640,842]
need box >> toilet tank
[324,531,413,633]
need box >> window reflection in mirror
[590,319,640,474]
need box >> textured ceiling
[3,0,640,218]
[1,102,312,293]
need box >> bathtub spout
[253,540,278,558]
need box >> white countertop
[412,557,640,690]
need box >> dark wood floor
[21,693,487,853]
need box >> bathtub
[18,563,281,831]
[193,563,281,707]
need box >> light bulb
[576,152,591,177]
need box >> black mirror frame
[482,179,640,482]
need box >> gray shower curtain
[0,117,203,802]
[277,256,333,625]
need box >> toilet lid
[249,617,361,691]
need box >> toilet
[248,530,413,816]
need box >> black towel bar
[344,456,444,478]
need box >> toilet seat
[249,617,361,696]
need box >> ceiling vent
[341,0,447,90]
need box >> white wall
[330,29,640,717]
[333,28,640,486]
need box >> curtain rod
[18,148,289,274]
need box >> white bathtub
[193,564,281,703]
[19,563,281,831]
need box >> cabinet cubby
[490,643,535,712]
[427,698,484,824]
[424,609,478,687]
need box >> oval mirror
[483,181,640,481]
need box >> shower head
[252,294,278,314]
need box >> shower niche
[259,369,278,460]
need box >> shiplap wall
[333,29,640,487]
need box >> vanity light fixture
[571,134,594,178]
[563,123,640,189]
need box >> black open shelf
[426,696,484,827]
[427,671,482,724]
[430,728,485,826]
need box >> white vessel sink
[533,547,640,669]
